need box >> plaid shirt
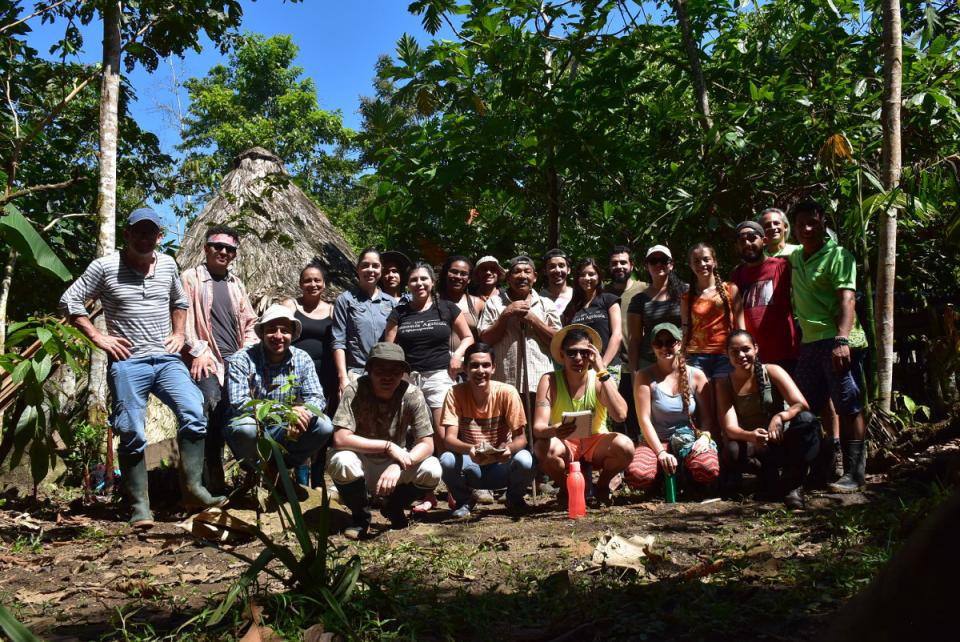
[225,344,325,417]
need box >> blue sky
[24,1,452,230]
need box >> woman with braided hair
[717,330,820,509]
[680,243,744,380]
[625,323,720,493]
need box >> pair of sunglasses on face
[565,348,593,359]
[206,242,237,254]
[652,338,680,348]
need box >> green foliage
[0,316,91,485]
[0,204,71,281]
[360,0,960,296]
[0,602,41,642]
[177,32,361,220]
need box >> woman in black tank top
[282,261,337,487]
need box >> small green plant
[63,421,105,495]
[10,534,43,555]
[202,392,360,636]
[0,316,91,487]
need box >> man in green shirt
[788,201,868,493]
[760,207,802,258]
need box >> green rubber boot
[178,436,228,509]
[118,453,154,529]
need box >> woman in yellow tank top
[532,324,634,506]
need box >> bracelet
[383,441,392,454]
[657,449,668,458]
[834,336,849,346]
[596,369,609,379]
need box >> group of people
[60,200,868,538]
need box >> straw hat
[550,323,602,364]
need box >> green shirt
[766,242,801,258]
[788,239,866,347]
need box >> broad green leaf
[0,602,42,642]
[0,205,72,282]
[11,359,32,385]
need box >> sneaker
[343,524,367,540]
[473,489,495,505]
[451,504,472,519]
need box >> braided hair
[562,258,604,326]
[676,351,697,429]
[685,243,732,348]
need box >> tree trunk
[90,1,122,488]
[0,248,18,353]
[672,0,713,132]
[876,0,902,413]
[546,164,560,248]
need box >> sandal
[412,491,438,514]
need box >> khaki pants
[327,450,441,492]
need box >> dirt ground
[1,434,957,642]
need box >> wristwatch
[833,336,849,346]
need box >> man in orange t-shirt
[440,343,535,517]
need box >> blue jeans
[226,415,334,468]
[108,354,205,456]
[686,353,734,379]
[439,450,535,506]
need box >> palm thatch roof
[177,147,357,308]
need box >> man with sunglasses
[730,220,799,372]
[61,208,226,528]
[180,225,259,493]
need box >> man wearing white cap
[61,208,225,528]
[224,304,334,471]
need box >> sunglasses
[652,338,679,348]
[206,242,237,254]
[646,256,670,266]
[565,348,593,359]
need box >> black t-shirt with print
[388,299,462,372]
[571,292,621,366]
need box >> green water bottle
[664,474,677,503]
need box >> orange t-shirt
[440,380,527,446]
[683,282,734,354]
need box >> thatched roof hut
[177,147,358,308]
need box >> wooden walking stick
[517,319,537,500]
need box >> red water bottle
[566,461,586,519]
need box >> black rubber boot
[336,479,370,539]
[829,440,866,493]
[118,453,154,529]
[178,436,228,509]
[381,484,422,529]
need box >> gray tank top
[650,370,697,441]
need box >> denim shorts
[685,353,734,379]
[793,339,864,416]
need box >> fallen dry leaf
[303,623,335,642]
[122,545,161,559]
[148,564,173,577]
[15,588,71,604]
[114,578,164,598]
[591,534,657,572]
[179,565,213,583]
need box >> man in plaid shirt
[225,304,334,470]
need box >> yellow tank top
[549,368,608,435]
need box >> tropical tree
[177,32,359,219]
